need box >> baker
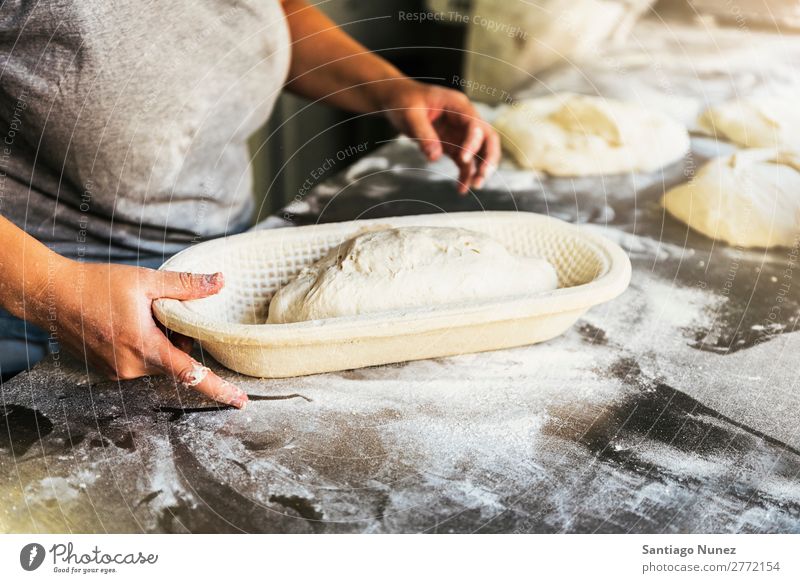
[0,1,500,408]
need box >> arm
[0,215,247,408]
[281,0,403,114]
[281,0,500,193]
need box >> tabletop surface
[2,16,800,533]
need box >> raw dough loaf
[267,227,558,323]
[661,149,800,248]
[493,93,690,176]
[698,97,800,150]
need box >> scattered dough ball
[698,96,800,150]
[267,227,558,323]
[493,93,690,176]
[661,149,800,248]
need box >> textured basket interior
[168,216,608,326]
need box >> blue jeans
[0,255,167,378]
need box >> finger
[474,130,500,189]
[457,158,477,196]
[459,122,485,165]
[157,341,247,409]
[403,108,443,161]
[436,127,475,194]
[154,270,224,301]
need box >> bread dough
[661,149,800,248]
[267,227,558,323]
[698,97,800,150]
[493,93,690,176]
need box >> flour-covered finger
[158,341,247,409]
[153,270,225,301]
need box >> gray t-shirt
[0,0,290,261]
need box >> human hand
[382,79,500,194]
[31,260,247,409]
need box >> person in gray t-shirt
[0,1,499,408]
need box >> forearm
[281,0,415,112]
[0,214,71,324]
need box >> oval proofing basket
[154,212,631,378]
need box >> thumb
[154,270,225,301]
[402,108,442,161]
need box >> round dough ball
[267,227,558,324]
[698,97,800,150]
[661,149,800,248]
[493,93,690,176]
